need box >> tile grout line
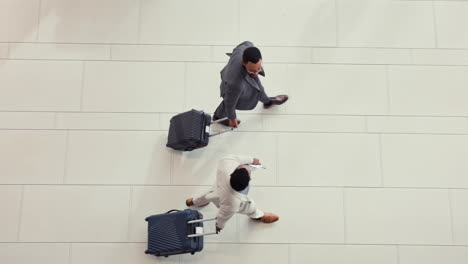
[137,0,143,44]
[126,186,134,242]
[448,189,456,245]
[0,110,467,119]
[169,151,174,185]
[396,245,400,264]
[36,0,42,41]
[342,188,347,244]
[364,116,369,133]
[6,42,10,58]
[80,62,86,111]
[108,44,113,60]
[2,128,468,136]
[183,62,188,110]
[16,185,25,242]
[378,134,385,187]
[68,243,73,264]
[2,184,468,190]
[5,41,468,50]
[237,0,241,42]
[288,243,291,264]
[385,65,392,115]
[276,133,279,185]
[309,47,314,63]
[1,241,468,246]
[63,130,70,184]
[54,112,58,129]
[6,57,468,67]
[431,0,439,49]
[334,0,339,47]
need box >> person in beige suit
[185,155,279,233]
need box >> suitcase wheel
[191,252,195,255]
[164,256,168,258]
[144,250,150,254]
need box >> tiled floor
[1,0,468,263]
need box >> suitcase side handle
[166,209,180,214]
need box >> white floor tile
[0,243,69,264]
[382,135,468,188]
[0,130,67,184]
[66,131,170,184]
[71,243,177,264]
[111,45,211,62]
[278,133,381,186]
[0,186,22,241]
[139,0,239,45]
[0,60,82,111]
[337,0,435,48]
[8,43,110,60]
[412,49,468,66]
[434,2,468,48]
[0,43,8,58]
[185,63,225,113]
[399,246,468,264]
[263,115,366,133]
[20,186,131,242]
[290,244,398,264]
[388,66,468,116]
[313,48,412,65]
[238,187,344,243]
[345,188,452,244]
[260,47,312,64]
[171,132,277,186]
[0,112,55,129]
[180,244,288,264]
[0,0,39,41]
[38,0,139,43]
[82,61,184,112]
[57,113,159,130]
[286,64,388,115]
[450,190,468,245]
[240,0,336,46]
[367,116,468,134]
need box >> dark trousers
[213,95,271,119]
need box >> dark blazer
[219,41,269,120]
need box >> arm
[222,155,254,165]
[223,84,242,120]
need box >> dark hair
[242,47,262,64]
[230,168,250,191]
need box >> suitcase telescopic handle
[209,117,235,137]
[186,217,218,238]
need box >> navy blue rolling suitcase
[144,209,217,257]
[166,109,232,151]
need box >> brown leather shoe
[186,198,194,206]
[186,198,209,207]
[264,95,289,109]
[213,116,241,127]
[255,212,279,223]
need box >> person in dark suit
[213,41,289,127]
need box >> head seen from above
[229,165,251,192]
[242,47,263,77]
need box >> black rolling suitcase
[144,209,217,257]
[166,109,232,151]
